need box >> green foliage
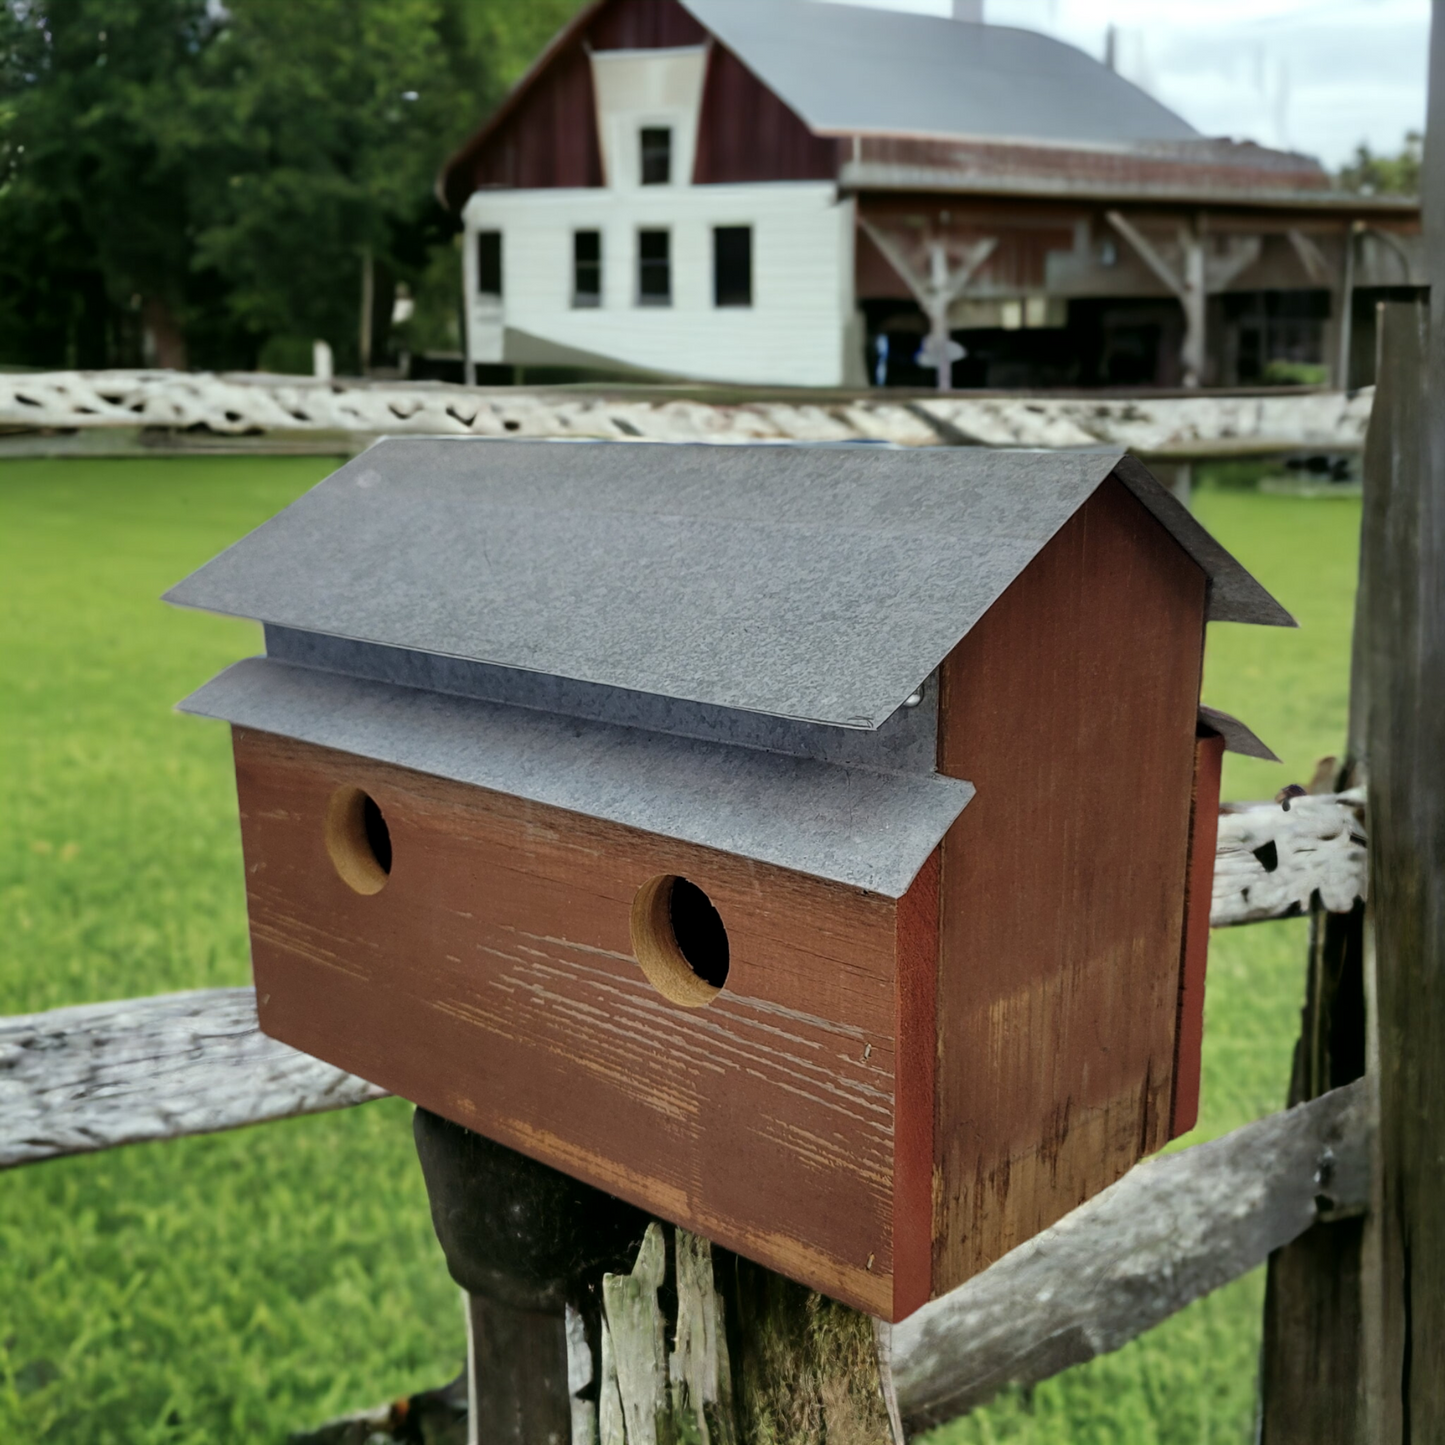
[0,0,584,370]
[0,463,1361,1442]
[1262,359,1328,387]
[1336,130,1422,197]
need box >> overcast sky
[821,0,1428,169]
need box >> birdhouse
[167,439,1285,1322]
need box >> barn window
[573,230,602,307]
[477,231,502,298]
[637,230,671,305]
[714,227,752,307]
[640,127,672,185]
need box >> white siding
[462,184,855,387]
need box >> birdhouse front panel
[231,723,938,1318]
[168,439,1289,1321]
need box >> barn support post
[1106,211,1260,387]
[1339,225,1358,391]
[856,215,995,391]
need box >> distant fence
[0,791,1368,1431]
[0,369,1373,458]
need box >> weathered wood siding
[932,474,1206,1291]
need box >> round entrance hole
[325,786,392,895]
[630,875,730,1007]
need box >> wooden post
[1338,224,1357,391]
[412,1108,897,1445]
[1262,10,1445,1433]
[1355,2,1445,1430]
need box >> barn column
[1106,211,1260,387]
[858,215,996,391]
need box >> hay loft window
[714,226,752,308]
[573,230,602,307]
[476,231,502,299]
[639,127,672,185]
[637,230,671,306]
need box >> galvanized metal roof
[165,438,1290,732]
[181,657,971,897]
[682,0,1198,147]
[1199,704,1280,763]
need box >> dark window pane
[640,127,671,186]
[477,231,502,296]
[638,229,671,304]
[574,230,602,307]
[714,226,752,307]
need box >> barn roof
[681,0,1197,148]
[166,438,1289,734]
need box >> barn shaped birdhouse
[168,439,1285,1321]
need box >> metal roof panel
[181,657,971,897]
[681,0,1198,148]
[165,438,1288,730]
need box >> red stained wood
[693,44,838,184]
[931,473,1207,1292]
[586,0,707,51]
[440,0,838,206]
[892,849,940,1319]
[461,40,604,197]
[233,727,930,1318]
[1170,731,1225,1138]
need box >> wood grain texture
[1169,730,1224,1138]
[0,987,386,1169]
[233,727,919,1317]
[892,850,939,1320]
[1212,791,1367,927]
[1355,294,1440,1441]
[894,1078,1372,1430]
[692,43,839,185]
[931,473,1206,1291]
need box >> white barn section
[462,182,856,386]
[441,0,1412,391]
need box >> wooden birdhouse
[167,439,1285,1321]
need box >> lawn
[0,457,1362,1444]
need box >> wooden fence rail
[0,794,1370,1429]
[0,369,1373,456]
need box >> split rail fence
[1,788,1369,1435]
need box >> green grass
[0,458,461,1445]
[0,460,1362,1443]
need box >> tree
[1336,131,1422,197]
[0,0,583,371]
[0,0,228,368]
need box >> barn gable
[439,0,828,207]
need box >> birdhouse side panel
[231,725,914,1317]
[1169,729,1226,1138]
[932,474,1207,1293]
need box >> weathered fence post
[1356,2,1445,1429]
[1261,8,1445,1434]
